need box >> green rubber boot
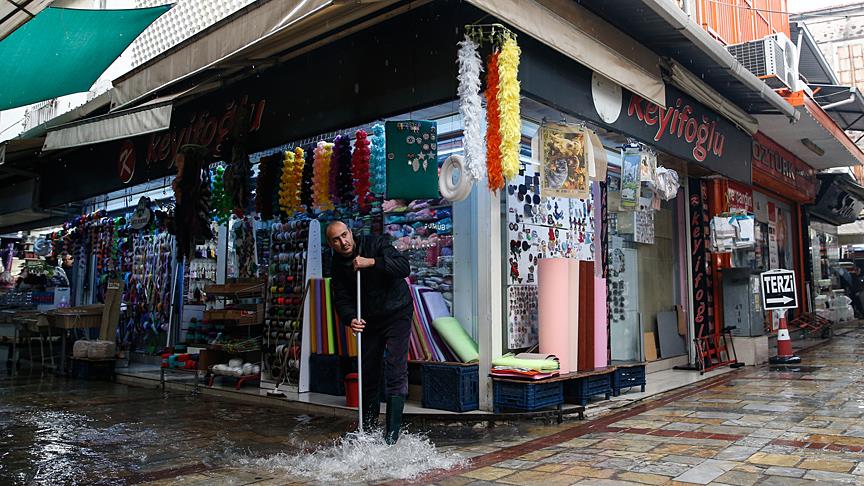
[384,395,405,445]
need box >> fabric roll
[594,277,608,369]
[431,317,479,363]
[568,259,580,373]
[538,258,571,373]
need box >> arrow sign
[760,269,798,311]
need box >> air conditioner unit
[726,33,800,91]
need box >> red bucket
[345,373,359,408]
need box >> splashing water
[238,430,466,484]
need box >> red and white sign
[117,140,136,184]
[727,181,753,213]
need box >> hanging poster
[539,124,590,199]
[507,285,539,348]
[385,120,440,199]
[620,147,641,210]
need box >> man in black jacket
[327,221,412,444]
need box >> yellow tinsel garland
[497,36,521,181]
[313,141,335,211]
[288,147,305,213]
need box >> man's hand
[353,256,375,270]
[350,318,366,333]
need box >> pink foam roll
[538,258,571,373]
[594,277,608,368]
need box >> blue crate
[309,353,346,396]
[493,380,563,413]
[612,365,646,396]
[564,371,613,406]
[421,363,479,412]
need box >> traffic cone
[769,313,801,364]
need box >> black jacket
[331,235,412,328]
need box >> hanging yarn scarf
[289,147,305,213]
[352,130,372,211]
[312,141,335,211]
[255,153,279,220]
[497,35,521,182]
[485,51,504,192]
[211,165,232,225]
[333,135,354,207]
[456,34,486,181]
[300,146,315,212]
[278,150,295,215]
[369,124,386,195]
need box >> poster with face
[539,124,590,199]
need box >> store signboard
[752,132,818,203]
[520,49,752,183]
[760,268,798,310]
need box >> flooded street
[6,324,864,484]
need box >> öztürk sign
[760,269,798,311]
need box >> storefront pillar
[474,188,503,411]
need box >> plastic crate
[612,365,646,396]
[71,358,115,381]
[309,353,346,396]
[493,380,563,413]
[421,363,479,412]
[564,371,613,406]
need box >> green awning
[0,5,171,111]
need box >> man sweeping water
[326,221,412,444]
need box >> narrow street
[1,325,863,485]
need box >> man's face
[327,223,355,257]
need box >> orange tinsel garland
[486,51,504,192]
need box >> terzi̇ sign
[627,95,726,164]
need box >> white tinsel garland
[456,35,486,181]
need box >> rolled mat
[594,276,608,368]
[539,258,571,373]
[491,353,559,371]
[431,317,479,363]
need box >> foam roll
[538,258,571,373]
[594,277,608,368]
[439,155,473,202]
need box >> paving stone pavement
[4,323,864,485]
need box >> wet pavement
[2,324,864,484]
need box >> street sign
[760,269,798,311]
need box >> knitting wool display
[370,124,386,195]
[497,36,522,182]
[312,141,335,212]
[352,130,372,211]
[456,34,486,181]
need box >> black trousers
[360,312,411,426]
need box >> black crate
[493,380,563,413]
[612,365,646,396]
[309,353,346,396]
[71,358,115,381]
[421,363,479,412]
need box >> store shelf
[204,280,265,298]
